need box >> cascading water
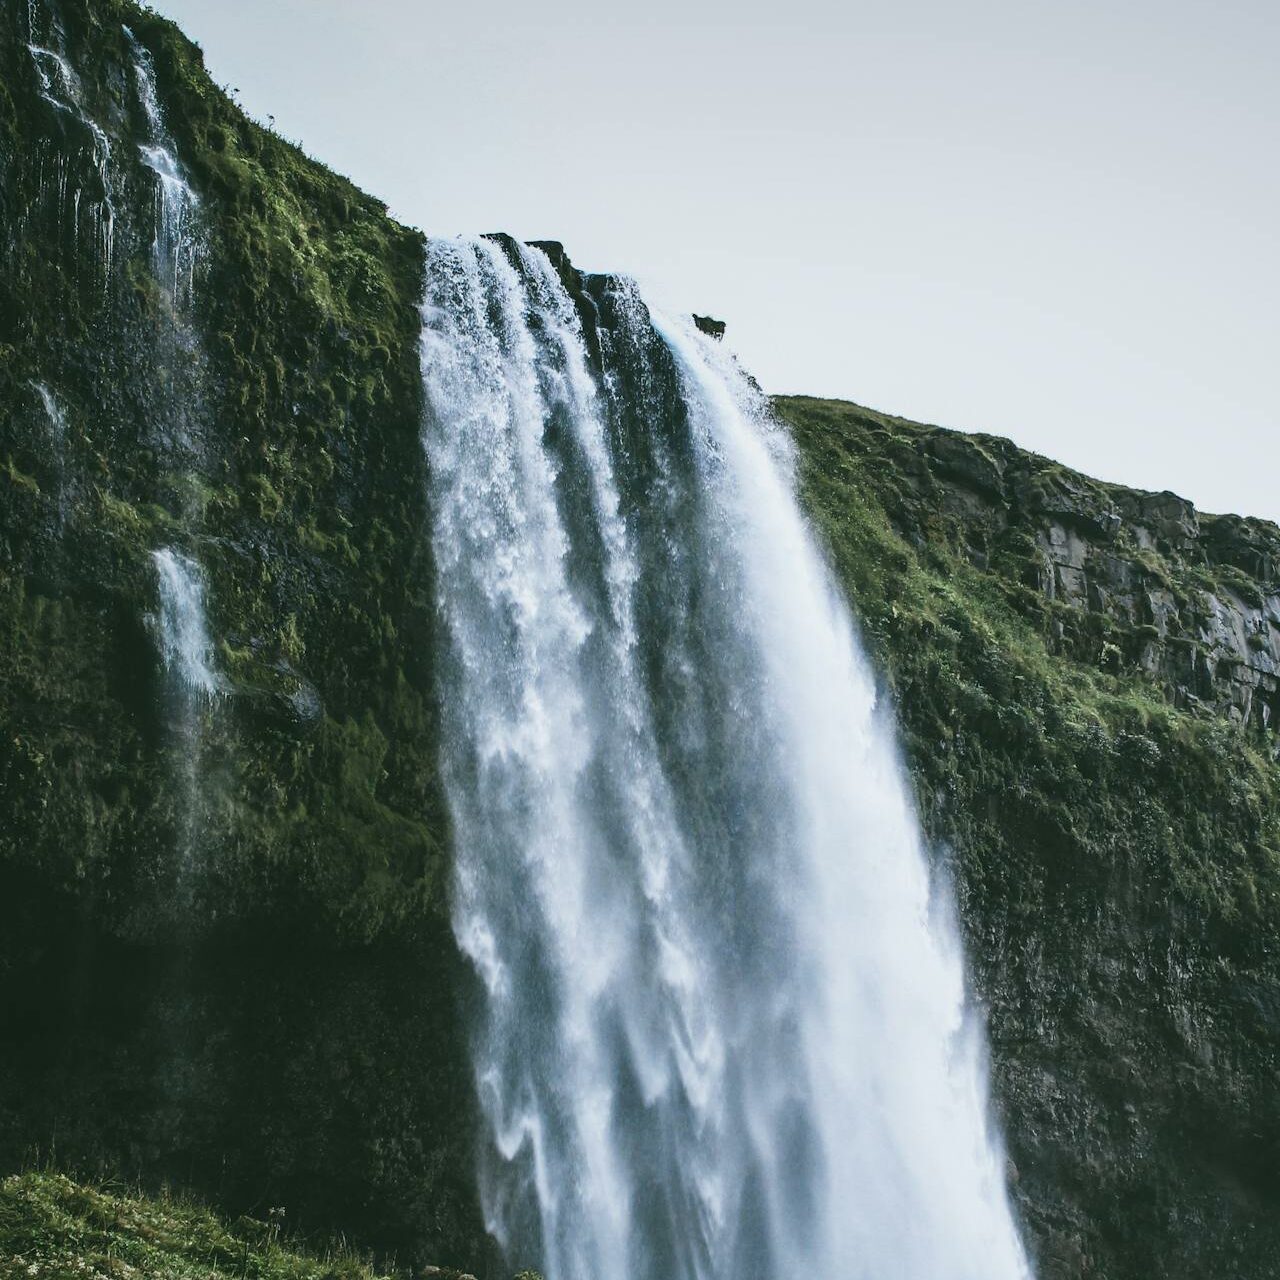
[119,24,206,472]
[33,380,70,520]
[24,37,116,277]
[421,236,1031,1280]
[33,381,67,444]
[114,25,213,887]
[151,547,221,699]
[124,25,200,301]
[151,546,221,879]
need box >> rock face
[692,312,726,339]
[910,425,1280,736]
[2,2,1279,1279]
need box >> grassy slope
[0,1172,553,1280]
[0,1172,399,1280]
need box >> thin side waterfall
[150,547,222,879]
[124,25,200,303]
[124,30,211,892]
[25,39,115,277]
[120,26,206,469]
[151,547,221,698]
[33,380,70,521]
[33,381,67,444]
[421,235,1031,1280]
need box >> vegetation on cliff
[1,0,476,1265]
[779,395,1280,1278]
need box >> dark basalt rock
[1,0,481,1269]
[692,313,726,340]
[525,239,571,274]
[836,413,1280,736]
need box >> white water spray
[124,26,199,301]
[151,547,222,699]
[421,237,1031,1280]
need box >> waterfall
[151,547,221,699]
[124,26,199,302]
[150,546,221,883]
[25,40,115,277]
[421,237,1031,1280]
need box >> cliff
[1,2,1277,1277]
[1,0,479,1264]
[780,396,1280,1278]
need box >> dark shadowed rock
[692,313,726,339]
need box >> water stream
[150,546,221,881]
[124,25,200,305]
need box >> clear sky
[152,0,1279,523]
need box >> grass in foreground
[0,1171,406,1280]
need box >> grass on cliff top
[0,1171,401,1280]
[776,396,1120,714]
[778,392,1280,937]
[776,393,1252,733]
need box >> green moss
[4,459,40,496]
[246,472,284,520]
[0,1,474,1262]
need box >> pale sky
[153,0,1279,523]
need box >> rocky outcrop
[798,401,1280,741]
[692,313,726,339]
